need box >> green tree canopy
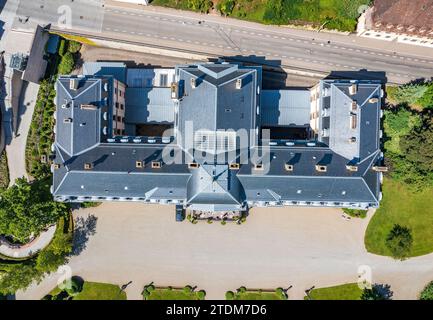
[57,52,75,75]
[361,287,385,300]
[386,224,413,260]
[0,178,67,242]
[394,83,428,105]
[419,281,433,300]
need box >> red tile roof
[371,0,433,38]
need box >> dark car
[175,206,185,222]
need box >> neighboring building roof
[261,89,310,127]
[127,68,175,87]
[83,62,127,83]
[125,87,174,124]
[370,0,433,38]
[46,34,60,55]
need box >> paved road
[16,203,433,300]
[12,0,433,84]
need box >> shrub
[67,41,82,53]
[217,0,235,16]
[361,287,385,300]
[275,287,287,299]
[419,281,433,300]
[342,208,367,218]
[187,0,212,13]
[58,39,67,56]
[58,52,75,75]
[386,224,413,260]
[60,277,83,296]
[238,286,246,293]
[225,291,234,300]
[207,218,213,224]
[197,290,206,300]
[183,285,192,293]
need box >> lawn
[365,178,433,257]
[234,291,285,300]
[144,286,205,300]
[227,287,287,300]
[74,282,126,300]
[305,283,363,300]
[151,0,371,32]
[49,281,127,300]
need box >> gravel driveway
[17,202,433,300]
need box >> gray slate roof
[52,63,382,210]
[125,87,174,124]
[261,89,311,126]
[55,76,109,156]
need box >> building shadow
[326,69,387,84]
[211,55,289,90]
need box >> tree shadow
[373,283,393,300]
[72,214,98,256]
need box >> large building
[51,61,385,216]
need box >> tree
[0,262,43,295]
[59,277,83,296]
[67,41,82,54]
[386,224,413,260]
[361,287,385,300]
[0,178,67,243]
[217,0,235,16]
[187,0,212,13]
[394,83,428,105]
[36,231,72,272]
[57,52,75,75]
[400,121,433,173]
[419,281,433,300]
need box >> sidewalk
[0,0,41,185]
[0,224,56,259]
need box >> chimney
[349,83,357,95]
[346,165,358,172]
[315,165,327,172]
[373,166,388,172]
[190,77,197,88]
[70,78,79,90]
[229,163,240,170]
[80,104,97,110]
[188,162,200,169]
[151,161,162,169]
[285,164,294,172]
[84,163,93,170]
[350,114,357,129]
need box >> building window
[113,115,116,121]
[120,104,124,110]
[116,102,119,109]
[117,116,121,122]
